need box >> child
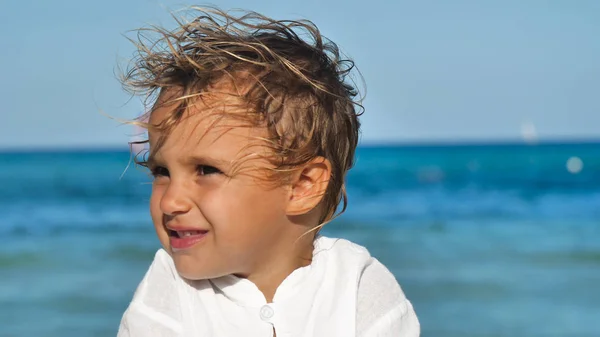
[118,7,419,337]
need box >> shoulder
[118,249,184,336]
[312,236,375,284]
[356,256,420,336]
[358,258,405,304]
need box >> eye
[198,165,221,176]
[151,166,170,178]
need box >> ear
[286,157,332,216]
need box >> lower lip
[169,232,208,251]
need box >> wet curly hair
[121,6,364,225]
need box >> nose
[159,180,193,216]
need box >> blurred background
[1,1,599,336]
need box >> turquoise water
[1,143,599,336]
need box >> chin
[171,253,226,281]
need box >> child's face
[147,90,293,280]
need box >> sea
[1,142,599,337]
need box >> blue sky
[1,0,599,149]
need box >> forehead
[148,87,268,161]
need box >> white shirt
[118,236,420,337]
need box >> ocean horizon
[3,137,600,152]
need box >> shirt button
[260,304,275,321]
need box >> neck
[236,232,315,302]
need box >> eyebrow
[183,155,231,169]
[145,153,231,169]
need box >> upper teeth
[178,230,203,237]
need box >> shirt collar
[209,235,328,306]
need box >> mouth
[167,229,209,251]
[168,229,209,238]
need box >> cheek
[203,184,288,238]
